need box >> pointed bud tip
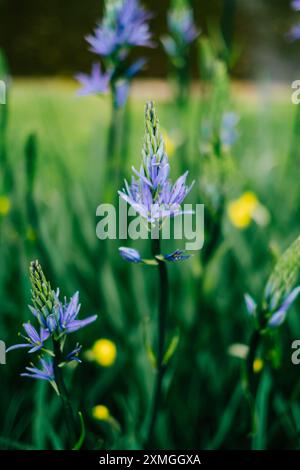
[30,260,41,274]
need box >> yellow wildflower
[163,130,175,158]
[227,191,259,229]
[253,358,264,374]
[0,195,11,216]
[92,405,110,421]
[91,338,117,367]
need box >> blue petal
[6,344,31,353]
[119,247,142,263]
[46,314,58,333]
[163,250,191,262]
[244,294,257,316]
[65,315,98,333]
[125,58,147,79]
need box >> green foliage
[1,78,300,450]
[265,235,300,308]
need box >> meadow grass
[1,78,300,450]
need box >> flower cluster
[245,235,300,329]
[118,101,194,264]
[76,0,153,108]
[292,0,300,11]
[119,101,194,223]
[7,261,97,392]
[245,287,300,329]
[161,0,199,70]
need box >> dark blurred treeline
[0,0,299,79]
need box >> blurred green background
[1,0,300,452]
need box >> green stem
[106,85,124,194]
[52,340,77,448]
[246,329,262,437]
[146,237,169,447]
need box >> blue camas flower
[86,0,153,56]
[164,4,198,48]
[245,286,300,329]
[119,247,142,263]
[76,63,112,96]
[21,358,59,395]
[7,261,97,389]
[162,249,191,262]
[21,357,55,382]
[77,0,153,108]
[162,0,199,73]
[66,344,83,364]
[55,292,97,334]
[6,323,50,353]
[119,101,194,222]
[292,0,300,11]
[267,286,300,328]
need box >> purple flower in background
[119,102,194,222]
[292,0,300,11]
[86,28,118,57]
[75,63,111,96]
[87,0,153,57]
[118,0,153,48]
[21,358,55,382]
[162,0,199,63]
[288,24,300,41]
[168,8,199,45]
[56,292,97,334]
[119,247,142,263]
[6,323,50,354]
[221,112,239,147]
[78,1,153,107]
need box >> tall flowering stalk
[76,0,153,184]
[7,261,97,449]
[118,101,194,446]
[244,235,300,435]
[162,0,199,107]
